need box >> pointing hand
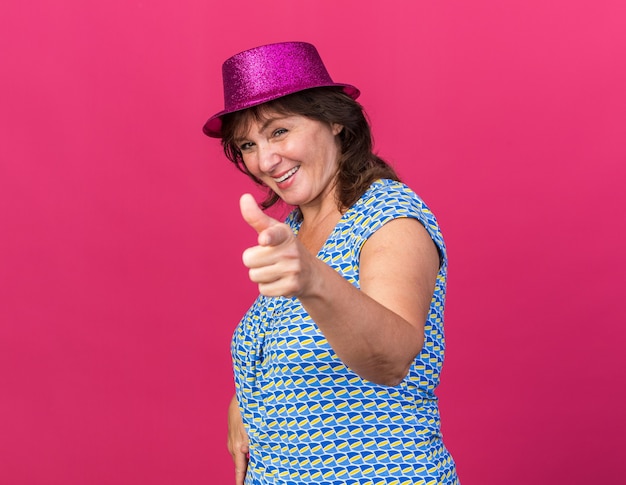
[239,194,314,297]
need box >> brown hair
[220,87,400,210]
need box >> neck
[298,177,342,223]
[297,191,343,255]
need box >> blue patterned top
[232,179,459,484]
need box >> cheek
[241,155,259,175]
[321,141,341,171]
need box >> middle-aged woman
[203,42,459,484]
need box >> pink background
[2,1,625,483]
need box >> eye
[272,128,288,138]
[239,141,254,151]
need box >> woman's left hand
[239,194,315,298]
[227,395,249,485]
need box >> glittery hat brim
[202,83,360,138]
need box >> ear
[331,123,344,136]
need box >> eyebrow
[259,115,290,133]
[234,115,291,143]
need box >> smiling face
[234,111,343,211]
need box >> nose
[257,143,280,174]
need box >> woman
[204,42,459,484]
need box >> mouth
[273,166,300,183]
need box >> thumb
[240,193,279,234]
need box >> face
[235,111,343,210]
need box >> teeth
[275,166,299,183]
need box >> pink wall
[2,1,625,483]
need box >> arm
[227,394,249,485]
[299,217,439,386]
[240,195,439,386]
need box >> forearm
[298,258,424,386]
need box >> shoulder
[358,179,434,220]
[351,179,446,262]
